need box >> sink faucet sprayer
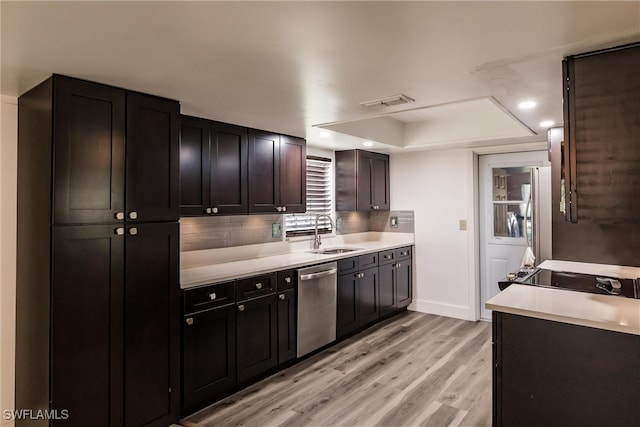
[313,214,335,249]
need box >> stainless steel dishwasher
[297,262,337,357]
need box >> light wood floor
[182,311,492,427]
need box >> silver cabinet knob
[284,277,292,284]
[185,317,194,326]
[212,207,218,214]
[205,208,212,214]
[400,251,408,256]
[396,263,402,268]
[115,212,125,220]
[255,283,262,290]
[276,207,282,212]
[208,292,217,301]
[129,227,138,236]
[115,227,125,236]
[129,211,138,220]
[279,294,286,300]
[282,206,287,212]
[238,304,245,312]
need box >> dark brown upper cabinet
[335,149,390,212]
[248,130,306,214]
[180,116,248,216]
[127,92,180,223]
[561,42,640,224]
[53,76,126,224]
[51,75,180,225]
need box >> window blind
[285,157,333,236]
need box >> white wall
[390,149,478,320]
[1,95,18,426]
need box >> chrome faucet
[313,214,335,249]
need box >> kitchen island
[487,284,640,427]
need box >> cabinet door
[356,151,373,211]
[182,305,236,415]
[180,116,210,216]
[336,273,359,339]
[357,267,379,327]
[378,263,396,317]
[279,135,306,213]
[396,259,412,309]
[126,93,180,223]
[371,153,390,210]
[211,121,248,214]
[124,222,180,427]
[277,289,297,365]
[236,294,278,384]
[51,225,124,427]
[53,76,125,225]
[248,130,280,213]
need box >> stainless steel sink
[308,247,362,255]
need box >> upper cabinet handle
[128,211,138,220]
[115,212,125,221]
[129,227,138,236]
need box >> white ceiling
[2,1,639,151]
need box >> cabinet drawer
[184,281,235,314]
[396,246,412,260]
[277,269,297,291]
[337,256,359,275]
[235,273,277,301]
[379,249,396,265]
[358,253,378,269]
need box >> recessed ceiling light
[319,130,330,138]
[540,120,555,128]
[518,100,537,110]
[362,141,373,147]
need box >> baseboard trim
[409,299,475,321]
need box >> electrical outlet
[272,222,282,238]
[459,220,467,231]
[390,216,398,228]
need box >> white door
[479,151,550,320]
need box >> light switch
[459,220,467,231]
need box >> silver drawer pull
[212,207,218,214]
[115,227,125,236]
[401,251,408,256]
[128,227,138,236]
[208,292,217,301]
[129,211,138,220]
[185,317,193,326]
[396,263,402,268]
[284,277,292,283]
[205,207,212,214]
[115,212,125,220]
[238,304,245,312]
[279,294,286,300]
[255,283,262,290]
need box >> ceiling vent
[360,94,415,109]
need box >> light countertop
[486,284,640,335]
[538,259,640,279]
[181,232,414,289]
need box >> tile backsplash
[180,210,415,252]
[180,215,282,252]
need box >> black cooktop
[516,268,638,299]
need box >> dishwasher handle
[299,268,337,281]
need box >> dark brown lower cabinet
[378,262,397,317]
[236,294,279,384]
[396,259,412,309]
[182,304,236,416]
[493,312,640,427]
[337,267,379,339]
[277,289,297,365]
[47,223,180,427]
[51,225,124,426]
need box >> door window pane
[492,167,531,238]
